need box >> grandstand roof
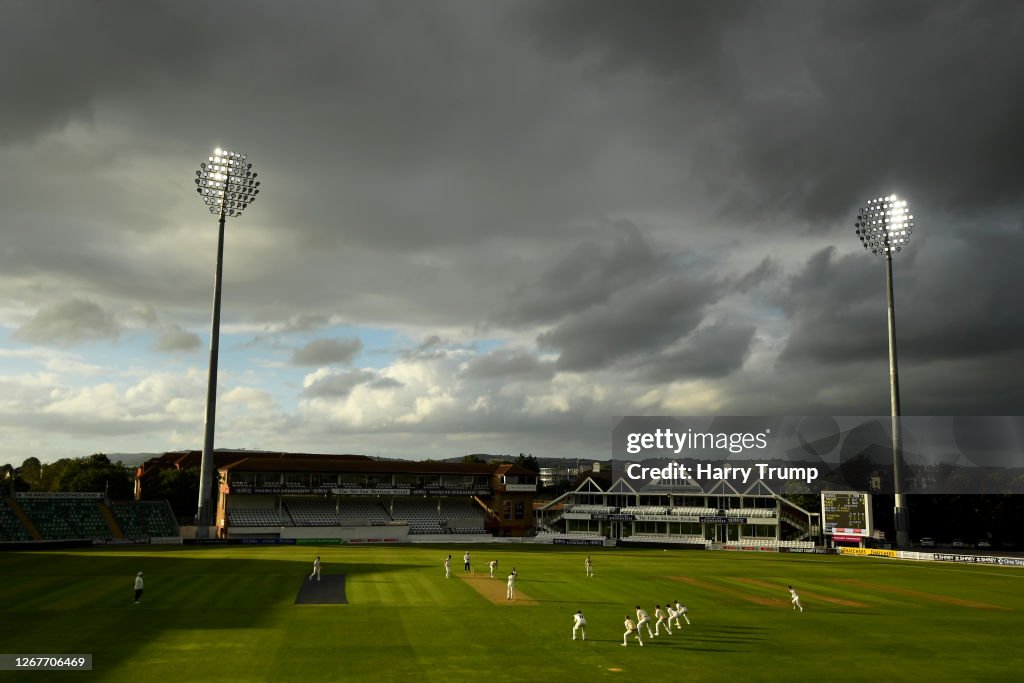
[216,455,536,477]
[137,450,372,478]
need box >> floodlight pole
[885,252,910,549]
[196,199,228,535]
[190,148,260,538]
[856,194,914,549]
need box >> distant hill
[441,454,612,469]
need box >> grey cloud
[778,247,887,364]
[303,369,376,399]
[368,377,403,390]
[278,313,331,333]
[731,257,779,295]
[496,222,672,328]
[539,275,723,372]
[153,326,201,353]
[633,322,757,383]
[291,338,362,366]
[418,335,443,351]
[0,1,242,144]
[461,350,556,381]
[304,370,376,399]
[781,225,1024,367]
[12,298,120,345]
[523,0,750,81]
[525,0,1024,223]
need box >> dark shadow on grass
[0,546,427,675]
[533,599,619,606]
[702,625,768,633]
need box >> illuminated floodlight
[191,146,263,536]
[854,193,915,256]
[851,192,920,550]
[194,147,261,218]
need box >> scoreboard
[821,491,872,537]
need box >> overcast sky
[2,0,1022,465]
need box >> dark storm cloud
[290,338,362,366]
[523,0,1024,222]
[632,321,757,382]
[538,274,723,372]
[495,222,672,328]
[524,0,750,79]
[778,247,887,364]
[0,1,238,143]
[12,299,120,345]
[781,218,1024,366]
[731,258,779,295]
[460,350,555,381]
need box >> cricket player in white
[133,572,144,604]
[635,606,654,638]
[309,556,321,582]
[789,585,803,612]
[444,555,451,578]
[585,555,593,577]
[506,569,517,600]
[622,616,643,647]
[666,602,682,629]
[675,600,691,625]
[572,610,587,640]
[488,560,498,578]
[464,551,471,572]
[654,605,672,635]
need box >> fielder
[572,610,587,641]
[654,604,672,635]
[635,606,654,638]
[622,615,643,647]
[444,555,451,578]
[309,556,321,582]
[666,602,682,629]
[133,571,144,604]
[488,559,498,578]
[585,555,593,577]
[674,600,691,625]
[789,586,803,612]
[506,569,517,600]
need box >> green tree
[462,454,486,464]
[19,457,42,489]
[38,454,133,499]
[142,466,200,519]
[514,453,540,472]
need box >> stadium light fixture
[854,193,915,549]
[193,147,261,536]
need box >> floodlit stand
[193,148,261,536]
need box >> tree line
[1,454,200,520]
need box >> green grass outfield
[2,544,1023,682]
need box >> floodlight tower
[193,148,261,536]
[854,194,914,548]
